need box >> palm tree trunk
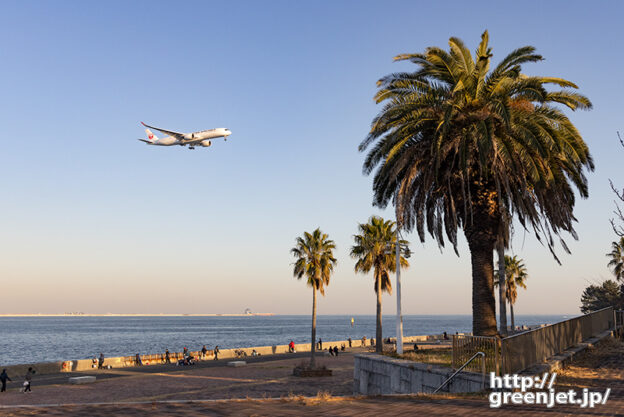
[510,302,515,333]
[466,232,498,336]
[375,271,383,353]
[497,241,507,336]
[310,287,317,369]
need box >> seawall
[1,333,456,377]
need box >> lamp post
[384,222,409,355]
[395,224,404,354]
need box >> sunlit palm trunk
[310,286,317,368]
[497,241,507,336]
[375,271,383,353]
[467,234,498,336]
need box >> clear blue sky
[1,1,623,315]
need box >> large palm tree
[351,216,409,353]
[360,31,593,335]
[291,228,337,368]
[607,237,624,281]
[495,255,528,331]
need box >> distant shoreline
[0,313,275,317]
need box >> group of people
[0,367,34,393]
[327,345,345,356]
[173,345,219,365]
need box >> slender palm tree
[495,255,528,331]
[607,237,624,281]
[351,216,409,353]
[291,228,337,368]
[360,31,593,335]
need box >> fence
[452,335,500,374]
[452,307,614,376]
[500,307,613,374]
[614,310,624,338]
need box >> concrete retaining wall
[1,333,457,378]
[353,353,484,395]
[1,336,424,377]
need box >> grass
[383,347,453,368]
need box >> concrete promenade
[1,339,622,416]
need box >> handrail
[433,351,485,394]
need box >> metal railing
[452,335,500,374]
[434,351,485,393]
[615,310,624,338]
[451,307,615,376]
[500,307,614,374]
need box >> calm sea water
[0,314,569,365]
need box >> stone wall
[353,353,484,395]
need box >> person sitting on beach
[333,346,339,356]
[92,356,98,368]
[251,349,258,356]
[135,354,143,366]
[201,345,208,359]
[341,344,345,351]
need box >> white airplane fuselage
[149,128,231,146]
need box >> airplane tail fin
[145,129,157,142]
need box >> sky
[1,0,623,315]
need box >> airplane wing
[138,139,151,144]
[141,122,186,140]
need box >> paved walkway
[1,340,622,416]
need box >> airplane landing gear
[189,146,195,150]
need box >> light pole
[395,224,404,354]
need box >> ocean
[0,314,570,366]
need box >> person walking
[135,354,143,366]
[348,337,352,348]
[201,345,207,359]
[1,369,11,392]
[23,368,34,392]
[213,345,220,360]
[165,349,171,364]
[98,353,104,369]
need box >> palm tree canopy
[360,30,594,262]
[495,255,528,304]
[351,216,409,293]
[291,228,337,295]
[606,237,624,281]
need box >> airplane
[138,122,232,149]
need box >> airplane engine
[200,140,212,147]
